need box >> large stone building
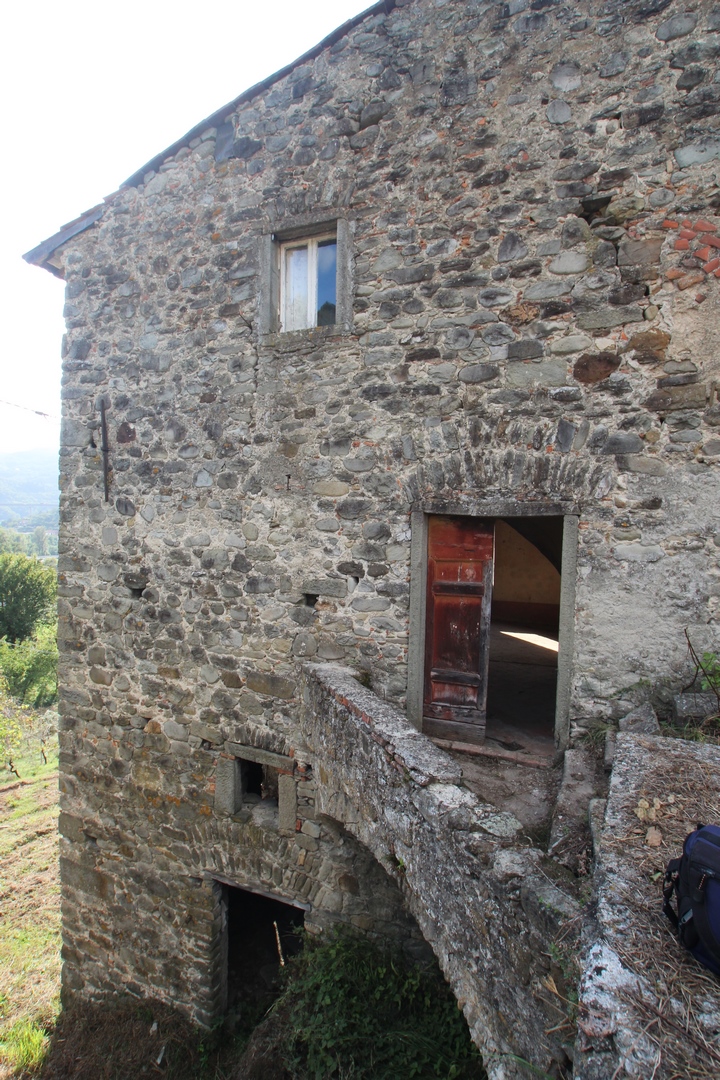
[26,0,720,1075]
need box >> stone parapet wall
[300,662,580,1078]
[576,733,720,1079]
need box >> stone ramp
[575,734,720,1080]
[299,663,581,1080]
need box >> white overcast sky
[0,0,372,454]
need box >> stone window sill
[259,325,354,350]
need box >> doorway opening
[222,884,305,1024]
[485,518,562,758]
[413,511,573,759]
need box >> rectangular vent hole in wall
[224,886,305,1024]
[240,759,279,805]
[303,592,319,608]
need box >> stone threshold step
[431,736,556,770]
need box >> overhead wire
[0,399,59,420]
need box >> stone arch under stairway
[300,663,581,1080]
[205,820,434,1021]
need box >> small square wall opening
[240,759,263,799]
[240,759,279,805]
[222,885,305,1021]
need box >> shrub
[276,930,485,1080]
[0,554,56,643]
[700,651,720,697]
[0,675,23,773]
[0,621,58,707]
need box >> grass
[659,717,720,745]
[0,739,251,1079]
[0,743,61,1079]
[1,1019,48,1074]
[38,999,247,1080]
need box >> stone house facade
[26,0,720,1071]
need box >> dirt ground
[455,750,562,840]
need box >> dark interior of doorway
[485,516,563,760]
[226,886,305,1025]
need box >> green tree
[0,672,56,776]
[0,527,28,555]
[0,674,23,774]
[30,526,49,557]
[0,621,58,706]
[0,554,57,643]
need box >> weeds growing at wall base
[267,929,486,1079]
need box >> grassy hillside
[0,747,60,1077]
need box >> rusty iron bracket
[100,400,110,502]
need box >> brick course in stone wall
[26,0,720,1065]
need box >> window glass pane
[316,239,337,326]
[285,245,309,331]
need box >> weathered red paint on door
[423,516,494,742]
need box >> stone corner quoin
[30,0,720,1072]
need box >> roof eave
[22,0,397,277]
[123,0,395,189]
[22,204,106,275]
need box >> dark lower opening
[226,886,304,1021]
[240,759,263,798]
[239,759,279,805]
[485,517,563,759]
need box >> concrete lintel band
[223,743,295,771]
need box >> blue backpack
[663,824,720,976]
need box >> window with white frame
[280,234,337,332]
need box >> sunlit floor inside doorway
[485,621,558,761]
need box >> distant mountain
[0,449,59,527]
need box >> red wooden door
[423,516,494,742]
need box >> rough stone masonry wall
[53,0,720,1032]
[59,733,426,1023]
